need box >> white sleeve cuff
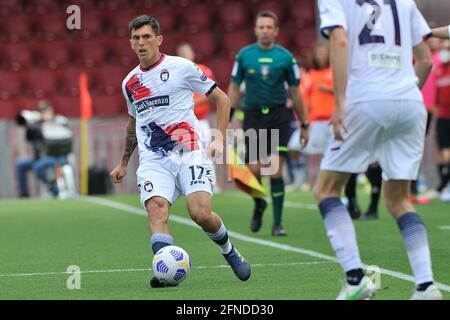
[448,24,450,38]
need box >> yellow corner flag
[227,147,267,198]
[79,73,92,196]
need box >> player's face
[130,25,163,64]
[254,17,278,47]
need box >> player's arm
[431,25,450,39]
[289,86,309,147]
[413,42,433,90]
[110,116,137,183]
[206,87,231,158]
[329,27,348,141]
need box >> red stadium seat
[0,71,25,100]
[76,39,109,68]
[291,28,318,53]
[222,31,254,59]
[0,0,23,16]
[0,100,20,119]
[216,1,249,32]
[91,66,129,95]
[277,29,291,48]
[4,43,36,71]
[289,0,316,28]
[177,32,217,61]
[53,96,81,118]
[179,3,214,33]
[159,32,180,56]
[33,13,67,41]
[206,57,234,89]
[97,0,131,12]
[92,94,125,117]
[104,10,138,38]
[25,70,57,99]
[25,0,60,14]
[107,38,136,67]
[253,0,286,24]
[35,41,72,69]
[1,15,32,42]
[67,12,105,39]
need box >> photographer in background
[16,100,72,198]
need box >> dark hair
[128,15,160,37]
[255,10,279,28]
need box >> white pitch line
[0,261,333,278]
[230,193,318,211]
[81,196,450,293]
[438,226,450,230]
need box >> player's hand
[206,138,223,160]
[300,127,309,149]
[110,164,127,183]
[330,107,347,142]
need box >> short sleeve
[121,78,136,118]
[231,52,244,85]
[285,55,301,87]
[183,61,217,96]
[319,0,347,39]
[410,2,432,47]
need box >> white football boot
[410,284,443,300]
[336,276,376,300]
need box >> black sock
[346,268,364,285]
[417,281,433,291]
[270,178,285,226]
[253,197,266,208]
[410,180,418,195]
[366,166,382,213]
[437,164,450,192]
[345,174,357,200]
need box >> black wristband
[300,122,309,129]
[229,108,235,121]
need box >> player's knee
[189,204,212,227]
[146,197,169,222]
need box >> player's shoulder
[165,54,198,70]
[236,43,259,58]
[122,65,140,87]
[274,44,294,57]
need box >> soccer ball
[152,245,191,285]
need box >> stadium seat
[69,12,105,39]
[0,100,20,119]
[52,96,81,118]
[206,57,234,89]
[0,71,25,100]
[107,38,135,67]
[97,0,132,12]
[1,15,32,42]
[56,68,83,97]
[91,66,129,95]
[4,43,36,71]
[0,0,23,16]
[222,31,254,59]
[25,70,57,99]
[277,29,291,48]
[178,3,214,34]
[104,10,138,38]
[289,0,316,28]
[159,32,180,56]
[33,12,67,41]
[291,28,318,53]
[76,39,109,68]
[253,0,286,24]
[35,40,72,69]
[92,94,125,117]
[216,1,249,32]
[177,32,217,61]
[143,6,178,33]
[25,0,60,14]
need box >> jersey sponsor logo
[143,181,153,192]
[368,51,402,69]
[200,73,208,82]
[136,95,170,114]
[258,57,273,63]
[160,69,169,82]
[125,74,151,102]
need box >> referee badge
[261,65,270,80]
[160,69,169,82]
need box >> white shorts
[136,150,216,208]
[288,121,332,155]
[320,100,426,180]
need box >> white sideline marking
[231,193,318,211]
[0,261,332,278]
[438,225,450,230]
[81,197,450,293]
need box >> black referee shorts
[242,106,292,163]
[437,118,450,149]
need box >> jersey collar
[139,54,166,72]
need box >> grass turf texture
[0,190,449,300]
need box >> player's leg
[383,181,442,300]
[32,156,59,196]
[267,154,287,236]
[344,173,361,219]
[362,164,382,219]
[16,158,34,197]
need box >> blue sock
[151,233,173,254]
[319,198,363,275]
[206,223,232,254]
[397,212,434,287]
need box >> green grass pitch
[0,190,449,300]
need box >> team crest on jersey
[144,181,153,192]
[160,69,169,82]
[261,65,270,79]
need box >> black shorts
[437,118,450,149]
[243,106,292,163]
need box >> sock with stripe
[205,222,232,254]
[318,197,363,283]
[397,212,434,288]
[151,233,173,254]
[270,177,285,226]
